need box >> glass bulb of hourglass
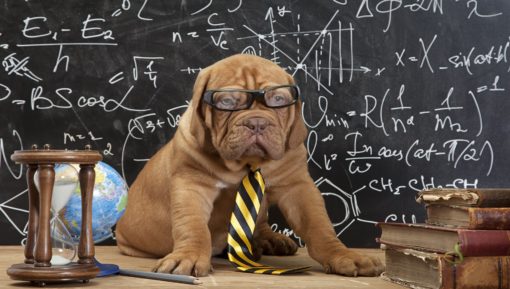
[34,163,79,266]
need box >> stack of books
[377,188,510,289]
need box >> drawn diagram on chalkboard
[0,189,28,241]
[237,9,367,94]
[315,177,376,237]
[178,8,371,91]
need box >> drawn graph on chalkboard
[237,9,370,95]
[179,8,370,90]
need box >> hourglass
[7,145,102,286]
[34,163,79,266]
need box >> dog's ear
[188,68,211,146]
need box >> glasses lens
[264,86,297,107]
[212,91,250,110]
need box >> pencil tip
[193,279,203,285]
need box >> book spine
[468,208,510,230]
[458,230,510,256]
[440,256,510,289]
[476,190,510,207]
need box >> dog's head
[188,54,307,163]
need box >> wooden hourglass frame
[7,145,102,286]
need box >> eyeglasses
[202,85,300,111]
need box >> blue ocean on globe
[57,161,128,244]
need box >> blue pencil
[118,269,202,285]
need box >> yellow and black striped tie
[227,169,310,274]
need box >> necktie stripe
[227,236,261,267]
[247,174,264,202]
[228,253,249,267]
[248,268,276,274]
[228,169,310,275]
[233,195,256,233]
[237,185,258,219]
[249,171,265,198]
[230,260,273,271]
[227,247,259,268]
[228,215,253,254]
[228,252,262,268]
[241,177,261,211]
[231,209,254,244]
[237,266,305,275]
[227,234,249,257]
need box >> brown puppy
[116,54,384,277]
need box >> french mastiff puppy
[116,54,383,277]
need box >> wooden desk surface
[1,246,405,289]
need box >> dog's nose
[243,117,268,133]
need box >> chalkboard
[1,0,509,248]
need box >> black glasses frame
[202,84,300,111]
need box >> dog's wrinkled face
[190,54,307,163]
[212,85,289,160]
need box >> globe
[52,161,128,244]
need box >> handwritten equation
[0,0,509,246]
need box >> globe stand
[7,144,102,286]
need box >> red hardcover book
[376,222,510,256]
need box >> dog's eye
[264,87,296,107]
[266,93,292,107]
[274,95,286,103]
[216,95,238,110]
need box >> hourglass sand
[7,145,102,286]
[34,164,79,266]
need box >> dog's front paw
[322,249,384,277]
[152,250,211,277]
[253,231,298,260]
